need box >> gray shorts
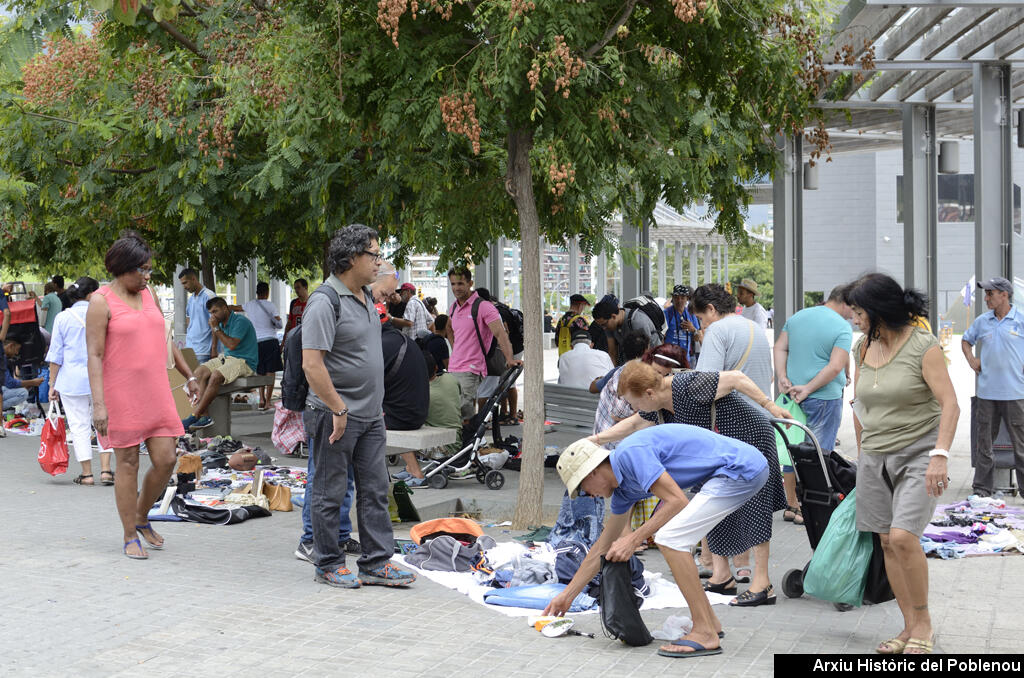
[451,371,482,420]
[855,427,939,537]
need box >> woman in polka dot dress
[591,359,790,606]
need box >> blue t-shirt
[0,293,8,313]
[781,306,852,401]
[185,287,216,357]
[963,304,1024,400]
[664,306,701,359]
[220,311,258,371]
[608,424,767,515]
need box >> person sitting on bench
[381,323,430,486]
[182,297,258,430]
[544,425,768,659]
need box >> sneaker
[295,540,314,563]
[314,565,361,589]
[358,562,416,587]
[391,470,413,481]
[192,416,214,429]
[342,538,361,554]
[181,415,197,429]
[405,477,426,487]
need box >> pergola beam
[898,69,943,100]
[920,8,996,58]
[958,8,1024,58]
[878,7,953,59]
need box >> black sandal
[100,470,115,485]
[73,474,94,485]
[729,584,777,607]
[703,576,737,594]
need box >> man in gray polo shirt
[302,224,416,589]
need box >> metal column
[673,241,683,290]
[656,239,666,298]
[173,264,186,342]
[596,251,607,300]
[568,237,580,297]
[973,63,1013,319]
[621,220,641,301]
[235,259,257,305]
[902,104,938,332]
[703,245,711,284]
[723,245,729,284]
[772,134,804,339]
[639,217,652,295]
[689,245,698,289]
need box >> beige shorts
[855,427,939,537]
[451,371,482,420]
[201,355,255,386]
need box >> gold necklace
[872,342,887,389]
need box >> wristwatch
[332,407,349,417]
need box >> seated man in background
[382,322,430,486]
[422,352,462,459]
[183,296,258,430]
[3,338,43,409]
[422,314,451,372]
[558,330,613,389]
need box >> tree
[305,0,827,526]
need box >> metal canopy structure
[772,0,1020,337]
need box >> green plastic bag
[773,394,806,468]
[802,489,873,607]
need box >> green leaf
[111,0,140,26]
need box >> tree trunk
[507,128,545,530]
[200,245,215,290]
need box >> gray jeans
[972,397,1024,496]
[303,409,393,572]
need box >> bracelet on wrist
[928,448,949,458]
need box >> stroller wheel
[475,467,487,484]
[428,473,448,490]
[386,455,399,466]
[782,568,804,599]
[485,470,505,490]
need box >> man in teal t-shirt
[773,285,852,453]
[182,296,258,430]
[40,285,63,334]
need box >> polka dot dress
[640,371,788,556]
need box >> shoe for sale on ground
[391,470,413,481]
[295,540,314,563]
[405,477,426,487]
[315,565,360,588]
[342,538,361,554]
[358,562,416,587]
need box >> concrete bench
[385,426,459,456]
[544,382,599,432]
[206,375,275,437]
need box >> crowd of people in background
[4,223,1022,659]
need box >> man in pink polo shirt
[444,267,521,422]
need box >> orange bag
[38,401,69,476]
[409,517,484,545]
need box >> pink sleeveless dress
[95,285,184,448]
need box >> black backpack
[280,284,341,412]
[494,301,525,355]
[623,295,665,340]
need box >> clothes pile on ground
[393,517,732,618]
[2,403,44,435]
[920,495,1024,559]
[147,435,310,525]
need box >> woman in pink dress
[87,231,200,559]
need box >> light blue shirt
[45,301,91,396]
[185,287,216,357]
[963,304,1024,400]
[608,424,767,515]
[781,305,852,401]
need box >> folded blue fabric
[483,583,597,611]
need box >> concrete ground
[1,335,1021,677]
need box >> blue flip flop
[135,523,164,550]
[657,639,723,658]
[123,538,148,560]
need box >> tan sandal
[876,638,907,655]
[904,638,933,655]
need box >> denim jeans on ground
[2,386,28,410]
[801,397,843,452]
[303,409,393,572]
[301,434,355,545]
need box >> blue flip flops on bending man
[544,424,768,658]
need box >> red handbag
[38,401,69,476]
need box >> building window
[897,174,1022,229]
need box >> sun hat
[737,278,759,295]
[556,438,611,499]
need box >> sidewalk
[0,336,1020,676]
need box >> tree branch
[583,0,638,60]
[180,1,208,28]
[140,5,208,61]
[57,158,157,175]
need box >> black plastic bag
[862,533,896,605]
[598,557,652,647]
[169,496,271,525]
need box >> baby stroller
[421,364,523,491]
[773,418,893,609]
